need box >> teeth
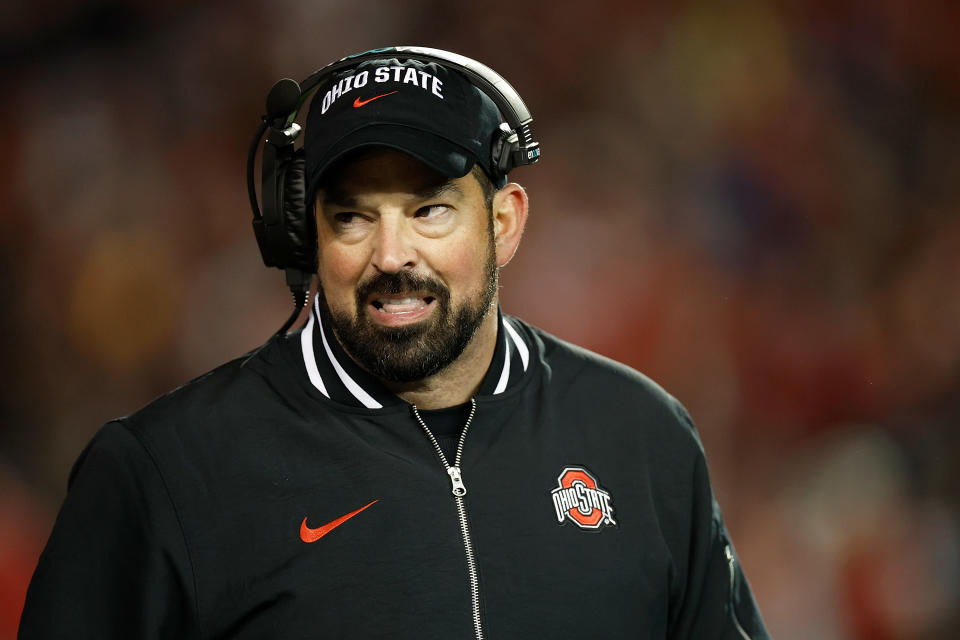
[374,296,429,315]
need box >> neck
[385,304,500,409]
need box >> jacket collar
[299,295,530,409]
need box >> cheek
[439,238,493,293]
[317,245,368,301]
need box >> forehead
[318,148,467,205]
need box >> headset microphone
[265,79,301,123]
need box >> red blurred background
[2,1,959,638]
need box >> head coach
[20,47,769,639]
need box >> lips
[367,293,437,326]
[372,295,436,314]
[355,273,448,327]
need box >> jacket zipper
[725,544,753,640]
[411,398,484,640]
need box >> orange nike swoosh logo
[353,91,398,108]
[299,500,378,543]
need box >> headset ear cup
[280,150,318,273]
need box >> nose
[370,214,417,273]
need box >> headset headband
[248,46,540,226]
[296,46,534,132]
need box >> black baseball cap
[304,57,507,199]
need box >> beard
[320,239,499,384]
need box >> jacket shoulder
[522,320,677,401]
[118,335,299,440]
[515,317,702,447]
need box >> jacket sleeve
[668,406,770,640]
[19,420,199,640]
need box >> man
[20,49,768,639]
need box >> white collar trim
[313,298,383,409]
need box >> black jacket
[20,303,769,639]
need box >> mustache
[355,271,450,305]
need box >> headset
[246,46,541,334]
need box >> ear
[491,182,529,267]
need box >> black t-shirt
[416,402,471,463]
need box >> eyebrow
[322,179,464,208]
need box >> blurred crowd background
[2,0,959,638]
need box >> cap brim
[305,124,479,198]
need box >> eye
[332,212,366,226]
[415,204,451,219]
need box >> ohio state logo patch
[550,466,617,530]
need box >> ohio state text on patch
[550,466,617,530]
